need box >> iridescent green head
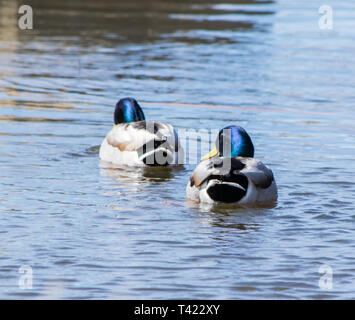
[114,97,145,124]
[202,125,254,160]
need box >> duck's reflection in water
[99,160,185,191]
[99,161,186,210]
[186,199,277,213]
[186,200,277,233]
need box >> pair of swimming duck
[100,98,277,205]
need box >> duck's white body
[186,156,277,205]
[100,138,141,166]
[100,120,183,166]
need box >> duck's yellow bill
[201,145,219,161]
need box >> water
[0,0,354,299]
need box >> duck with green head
[186,125,277,205]
[99,97,183,166]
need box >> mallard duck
[186,125,277,205]
[99,97,183,166]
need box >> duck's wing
[189,157,245,187]
[189,157,274,188]
[240,158,275,189]
[106,121,178,152]
[187,157,246,201]
[188,160,212,188]
[186,160,211,200]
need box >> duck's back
[186,156,277,205]
[100,121,182,166]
